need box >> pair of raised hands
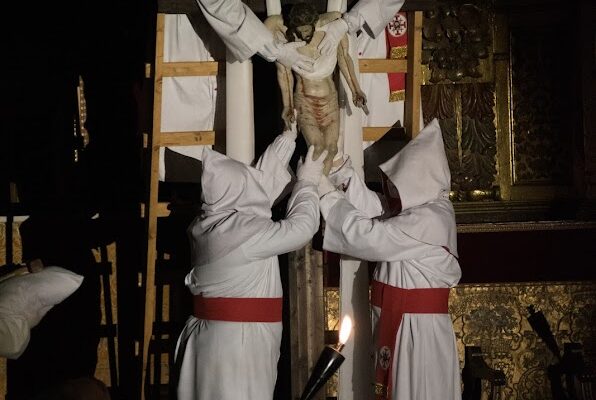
[296,146,328,186]
[274,120,328,186]
[297,148,357,199]
[273,122,353,196]
[262,18,349,75]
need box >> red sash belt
[371,280,450,399]
[193,295,283,322]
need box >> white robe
[195,0,274,61]
[321,119,462,400]
[344,0,405,38]
[176,138,319,400]
[356,25,402,138]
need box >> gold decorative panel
[422,84,498,201]
[324,282,596,399]
[510,29,573,185]
[0,221,23,266]
[325,288,341,332]
[421,1,494,85]
[452,282,596,400]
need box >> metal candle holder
[300,345,346,400]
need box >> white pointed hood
[379,119,458,256]
[380,118,451,210]
[189,148,273,266]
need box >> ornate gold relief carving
[324,282,596,399]
[0,221,23,266]
[422,84,498,201]
[325,288,340,332]
[452,282,596,400]
[77,76,89,149]
[421,2,493,84]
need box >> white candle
[225,50,255,164]
[326,0,345,12]
[266,0,281,16]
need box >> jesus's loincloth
[294,86,339,129]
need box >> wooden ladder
[140,12,218,399]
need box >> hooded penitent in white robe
[175,135,319,400]
[320,119,461,400]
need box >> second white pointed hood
[379,118,451,211]
[200,148,271,218]
[379,119,458,257]
[188,148,273,266]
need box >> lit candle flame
[337,316,352,351]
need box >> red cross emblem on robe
[386,12,407,102]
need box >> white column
[225,50,254,164]
[327,0,344,12]
[329,0,372,399]
[266,0,281,16]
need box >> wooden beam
[140,202,171,218]
[358,58,407,74]
[155,131,216,147]
[404,11,423,138]
[363,127,391,142]
[289,243,325,400]
[156,203,171,218]
[142,12,164,400]
[161,61,220,77]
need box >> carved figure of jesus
[266,4,368,174]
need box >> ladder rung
[151,129,392,152]
[359,58,407,73]
[156,131,215,147]
[363,127,407,141]
[141,202,171,218]
[156,202,171,218]
[160,59,403,77]
[161,61,219,77]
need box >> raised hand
[277,42,315,75]
[318,18,348,56]
[296,146,328,185]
